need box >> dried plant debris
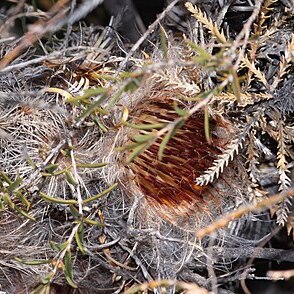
[0,0,293,293]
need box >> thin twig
[124,279,209,294]
[195,188,294,239]
[0,46,106,74]
[117,0,180,73]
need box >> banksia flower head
[0,94,102,198]
[0,97,65,178]
[102,75,247,229]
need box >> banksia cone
[0,99,64,178]
[104,78,246,229]
[0,97,102,197]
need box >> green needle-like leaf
[82,183,118,204]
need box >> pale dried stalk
[124,279,210,294]
[195,188,294,239]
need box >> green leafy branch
[16,198,106,291]
[0,172,35,220]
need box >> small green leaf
[78,221,84,234]
[3,193,14,208]
[83,217,102,227]
[90,72,119,81]
[40,192,78,205]
[124,79,141,92]
[44,164,59,174]
[186,40,212,62]
[49,241,69,252]
[64,251,72,278]
[158,119,185,160]
[76,162,107,168]
[0,172,12,184]
[64,250,77,288]
[8,177,22,192]
[66,87,108,104]
[65,171,78,186]
[30,283,51,294]
[15,257,51,266]
[82,183,118,204]
[117,140,146,152]
[41,272,55,284]
[49,241,60,252]
[106,86,125,109]
[173,101,188,117]
[15,191,30,209]
[42,166,72,177]
[229,67,241,103]
[204,106,211,144]
[93,116,108,132]
[0,197,4,209]
[25,155,37,169]
[59,241,69,252]
[126,142,154,163]
[69,205,80,218]
[77,94,108,121]
[125,122,166,130]
[133,133,155,143]
[75,222,86,255]
[119,71,143,79]
[185,88,220,102]
[65,275,78,289]
[14,206,36,221]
